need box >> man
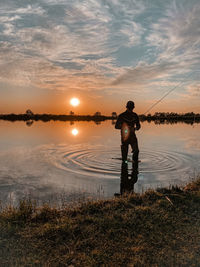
[115,101,141,163]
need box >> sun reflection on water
[71,128,79,136]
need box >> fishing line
[143,71,200,115]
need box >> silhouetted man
[115,101,141,163]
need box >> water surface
[0,120,199,205]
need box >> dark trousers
[121,133,139,162]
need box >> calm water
[0,120,200,205]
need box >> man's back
[115,110,141,130]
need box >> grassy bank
[0,179,200,267]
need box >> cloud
[112,1,200,92]
[147,2,200,63]
[1,0,136,91]
[0,15,20,22]
[0,40,111,92]
[0,4,45,16]
[111,61,180,86]
[15,5,45,15]
[187,84,200,97]
[0,0,200,109]
[120,21,144,47]
[107,0,146,17]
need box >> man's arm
[115,115,123,129]
[135,114,141,130]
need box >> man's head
[126,101,135,111]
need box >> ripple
[45,145,194,179]
[55,146,120,178]
[139,149,192,173]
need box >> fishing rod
[143,71,199,115]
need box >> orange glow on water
[71,128,79,136]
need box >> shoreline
[0,177,200,266]
[0,113,199,124]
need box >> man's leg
[130,136,139,163]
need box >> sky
[0,0,200,115]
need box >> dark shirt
[115,110,141,130]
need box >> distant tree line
[139,112,200,124]
[0,110,199,124]
[0,109,114,122]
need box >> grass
[0,178,200,267]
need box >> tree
[111,112,117,118]
[94,112,101,116]
[26,109,34,116]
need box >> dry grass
[0,178,200,266]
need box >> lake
[0,120,199,206]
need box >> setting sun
[70,98,80,107]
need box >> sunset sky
[0,0,200,115]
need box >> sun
[70,98,80,107]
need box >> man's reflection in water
[115,161,138,196]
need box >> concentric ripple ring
[45,145,194,179]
